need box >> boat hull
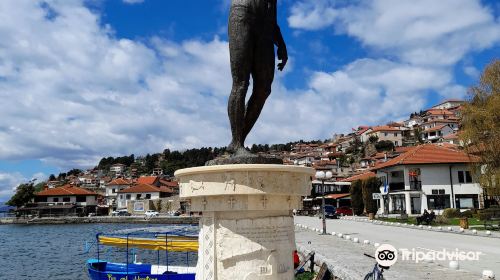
[87,260,195,280]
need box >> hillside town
[9,98,494,220]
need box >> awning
[326,193,351,200]
[98,235,198,252]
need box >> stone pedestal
[175,164,313,280]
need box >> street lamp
[316,170,333,234]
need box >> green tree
[349,180,364,215]
[362,177,381,214]
[461,59,500,202]
[7,182,36,208]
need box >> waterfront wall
[0,216,199,225]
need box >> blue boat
[86,227,197,280]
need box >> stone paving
[294,223,484,280]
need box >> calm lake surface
[0,223,199,279]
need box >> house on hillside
[366,126,403,147]
[110,163,126,176]
[421,125,455,142]
[372,144,482,215]
[431,99,465,110]
[105,178,131,210]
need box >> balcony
[409,181,422,191]
[389,182,405,191]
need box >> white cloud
[0,1,232,169]
[288,0,500,66]
[288,1,338,30]
[0,0,491,173]
[0,172,25,202]
[252,58,447,143]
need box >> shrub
[435,215,449,224]
[442,208,461,218]
[460,210,473,218]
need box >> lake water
[0,223,199,279]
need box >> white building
[116,183,173,210]
[421,124,455,142]
[35,184,98,207]
[432,99,465,110]
[373,144,482,215]
[105,178,131,209]
[110,163,126,175]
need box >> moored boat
[86,227,197,280]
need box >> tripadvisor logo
[375,244,398,267]
[375,244,483,265]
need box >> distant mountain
[0,202,14,212]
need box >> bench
[416,213,435,225]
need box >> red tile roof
[159,180,179,188]
[425,109,454,116]
[372,144,479,170]
[339,172,376,182]
[442,133,459,140]
[107,178,131,186]
[36,184,97,196]
[118,183,171,193]
[423,124,449,133]
[368,125,401,133]
[137,176,159,185]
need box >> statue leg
[242,33,275,141]
[228,7,253,153]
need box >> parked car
[336,206,353,216]
[112,209,131,216]
[145,210,159,218]
[324,205,338,219]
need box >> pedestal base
[197,211,295,280]
[175,164,313,280]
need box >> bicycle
[363,253,389,280]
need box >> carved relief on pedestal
[198,214,216,280]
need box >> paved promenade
[295,216,496,279]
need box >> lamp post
[316,170,333,235]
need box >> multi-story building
[366,126,404,147]
[372,144,482,215]
[105,178,131,210]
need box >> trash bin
[459,217,469,229]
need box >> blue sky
[0,0,499,201]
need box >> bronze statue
[227,0,287,156]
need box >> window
[394,141,398,146]
[53,197,59,202]
[136,194,142,200]
[76,196,86,203]
[394,133,398,137]
[427,194,450,210]
[145,194,151,199]
[384,133,388,137]
[63,197,70,202]
[112,188,116,193]
[126,194,131,200]
[455,194,479,209]
[120,195,123,199]
[458,171,473,183]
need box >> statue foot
[227,141,240,153]
[233,147,256,158]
